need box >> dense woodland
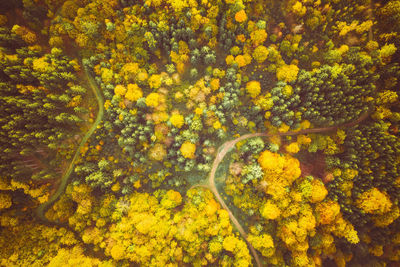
[1,0,400,266]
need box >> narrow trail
[36,63,104,223]
[205,3,377,257]
[203,110,372,267]
[29,2,377,266]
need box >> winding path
[204,110,372,267]
[36,64,104,223]
[36,60,371,265]
[32,2,377,265]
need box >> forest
[1,0,400,266]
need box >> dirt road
[206,110,371,266]
[36,64,104,223]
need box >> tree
[252,45,269,64]
[246,81,261,98]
